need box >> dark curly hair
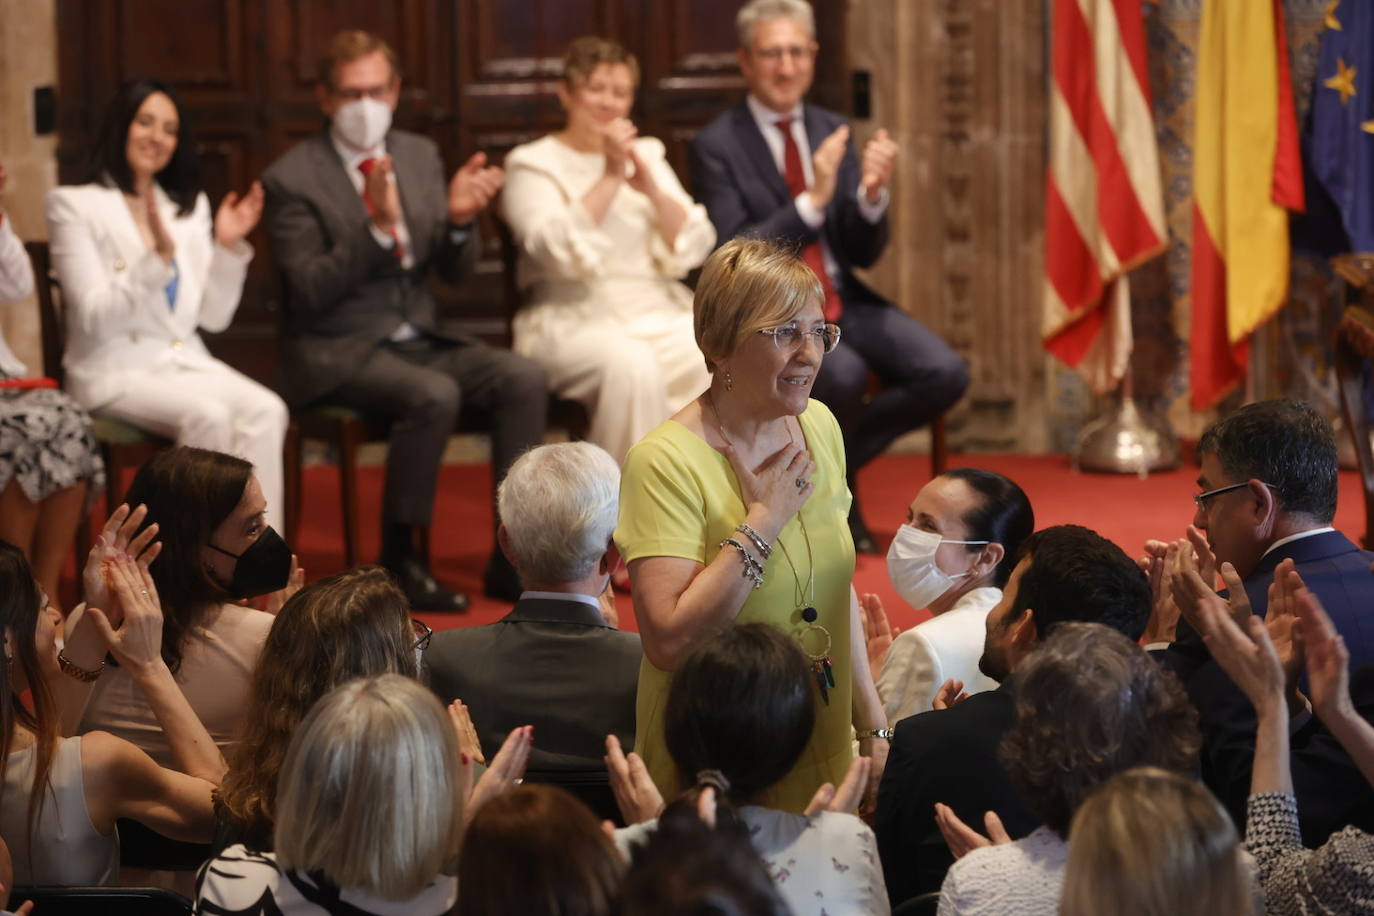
[1197,398,1337,523]
[999,623,1201,837]
[1008,524,1151,642]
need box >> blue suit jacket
[1168,530,1374,845]
[688,102,891,309]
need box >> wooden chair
[1334,304,1374,548]
[25,241,171,545]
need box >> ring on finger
[795,477,809,489]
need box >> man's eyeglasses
[1192,481,1276,508]
[411,618,433,653]
[758,322,841,354]
[753,45,813,62]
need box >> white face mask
[333,97,392,152]
[886,524,988,610]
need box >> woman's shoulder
[623,419,709,473]
[46,183,113,217]
[505,135,567,169]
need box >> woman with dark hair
[457,783,623,916]
[934,622,1202,915]
[609,623,887,915]
[77,446,294,767]
[45,79,288,531]
[0,541,222,885]
[865,468,1034,723]
[215,566,422,852]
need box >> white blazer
[45,182,252,410]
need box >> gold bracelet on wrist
[855,728,893,741]
[57,648,104,683]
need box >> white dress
[876,587,1002,726]
[616,806,890,916]
[500,135,714,461]
[45,182,288,530]
[196,844,457,915]
[936,827,1067,916]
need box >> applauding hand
[447,152,505,225]
[85,554,166,677]
[214,181,264,248]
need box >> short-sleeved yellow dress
[615,398,856,813]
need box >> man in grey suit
[263,30,547,610]
[424,442,641,776]
[690,0,968,554]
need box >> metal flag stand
[1070,362,1181,478]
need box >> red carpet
[285,454,1371,636]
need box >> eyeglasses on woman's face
[756,321,841,354]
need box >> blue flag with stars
[1309,0,1374,251]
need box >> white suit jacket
[875,586,1002,727]
[45,182,252,409]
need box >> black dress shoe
[483,551,523,603]
[848,506,880,555]
[382,554,470,613]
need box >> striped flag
[1188,0,1304,409]
[1043,0,1167,394]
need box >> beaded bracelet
[735,523,772,559]
[719,537,764,589]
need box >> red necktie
[775,118,842,322]
[357,157,405,261]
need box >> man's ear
[599,539,622,576]
[1247,478,1278,535]
[497,525,515,568]
[314,81,332,117]
[1008,608,1036,654]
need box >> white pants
[98,362,289,532]
[517,311,710,462]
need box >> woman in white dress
[500,37,714,462]
[45,80,287,530]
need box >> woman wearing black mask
[77,446,298,767]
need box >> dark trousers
[330,336,548,528]
[810,300,968,476]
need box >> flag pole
[1071,357,1181,478]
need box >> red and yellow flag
[1188,0,1304,409]
[1043,0,1167,394]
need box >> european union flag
[1309,0,1374,252]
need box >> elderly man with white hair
[423,441,642,776]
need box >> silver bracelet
[735,523,772,559]
[720,538,764,589]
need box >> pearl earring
[725,371,733,391]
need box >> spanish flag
[1188,0,1304,409]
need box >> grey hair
[497,442,621,586]
[274,674,461,899]
[735,0,816,47]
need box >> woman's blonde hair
[693,238,823,371]
[562,36,640,89]
[274,674,461,900]
[1059,767,1253,916]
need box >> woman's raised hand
[146,192,176,262]
[448,698,486,766]
[600,117,638,178]
[605,734,664,824]
[723,439,815,536]
[461,724,533,823]
[214,180,264,248]
[82,503,160,628]
[86,553,165,676]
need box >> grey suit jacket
[423,596,642,772]
[689,102,892,309]
[262,129,480,405]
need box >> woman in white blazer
[46,80,287,529]
[865,469,1035,726]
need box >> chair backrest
[10,886,192,916]
[21,240,66,386]
[892,891,941,916]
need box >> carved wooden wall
[56,0,847,387]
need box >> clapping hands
[447,152,505,225]
[214,181,264,248]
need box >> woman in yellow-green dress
[615,238,888,813]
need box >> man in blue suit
[690,0,968,553]
[1157,398,1374,844]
